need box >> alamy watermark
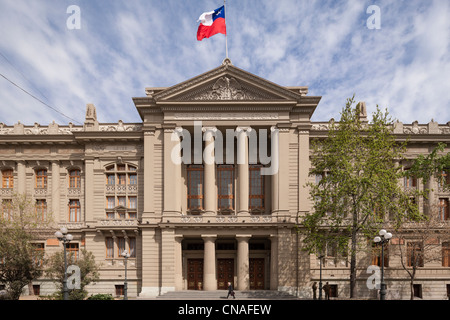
[367,5,381,30]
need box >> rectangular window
[249,165,264,211]
[32,243,44,267]
[439,198,449,221]
[443,243,450,267]
[69,170,81,188]
[117,174,126,185]
[129,237,136,258]
[403,169,417,189]
[1,199,12,220]
[115,285,124,296]
[129,174,137,185]
[407,242,424,267]
[187,165,204,210]
[2,169,13,188]
[35,169,47,188]
[128,196,137,209]
[218,165,234,210]
[118,237,126,257]
[117,165,126,171]
[69,200,80,222]
[371,242,389,267]
[107,197,115,209]
[67,243,79,262]
[440,169,450,189]
[35,199,47,220]
[106,212,115,219]
[118,196,126,207]
[106,174,115,185]
[106,237,114,258]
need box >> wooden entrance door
[249,258,265,289]
[217,259,234,289]
[187,259,203,290]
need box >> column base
[139,286,175,298]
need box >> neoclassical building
[1,59,449,299]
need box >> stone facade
[0,59,449,299]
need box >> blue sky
[0,0,449,126]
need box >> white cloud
[0,0,448,127]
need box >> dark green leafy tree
[301,97,425,298]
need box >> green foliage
[0,193,51,300]
[45,249,100,300]
[87,293,114,300]
[300,96,427,297]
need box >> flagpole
[224,0,228,59]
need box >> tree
[0,193,53,300]
[395,212,449,300]
[300,97,425,298]
[45,248,100,300]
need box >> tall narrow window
[218,165,234,211]
[107,197,115,209]
[67,243,79,262]
[106,237,114,258]
[35,199,47,220]
[129,237,136,258]
[32,243,45,267]
[128,196,137,209]
[407,242,424,267]
[69,200,81,222]
[403,169,417,189]
[35,169,47,188]
[442,242,450,267]
[118,237,126,257]
[2,169,13,189]
[249,165,264,211]
[187,165,204,211]
[440,169,450,189]
[69,169,81,188]
[439,198,449,221]
[1,199,12,220]
[117,174,126,185]
[371,242,389,267]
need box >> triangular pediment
[152,59,303,103]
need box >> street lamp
[55,227,73,300]
[373,229,392,300]
[318,255,324,300]
[121,250,130,300]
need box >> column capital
[201,234,217,241]
[202,126,217,133]
[236,126,252,133]
[236,235,252,241]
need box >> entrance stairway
[154,290,300,300]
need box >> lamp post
[318,255,324,300]
[373,229,392,300]
[121,250,130,300]
[55,227,73,300]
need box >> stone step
[154,290,299,300]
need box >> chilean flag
[197,5,226,41]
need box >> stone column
[174,235,183,290]
[202,235,217,291]
[163,125,181,215]
[203,127,216,215]
[16,160,26,195]
[84,158,94,223]
[51,161,60,222]
[269,235,279,290]
[270,127,279,214]
[298,126,311,213]
[143,129,155,220]
[237,127,250,214]
[236,235,251,290]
